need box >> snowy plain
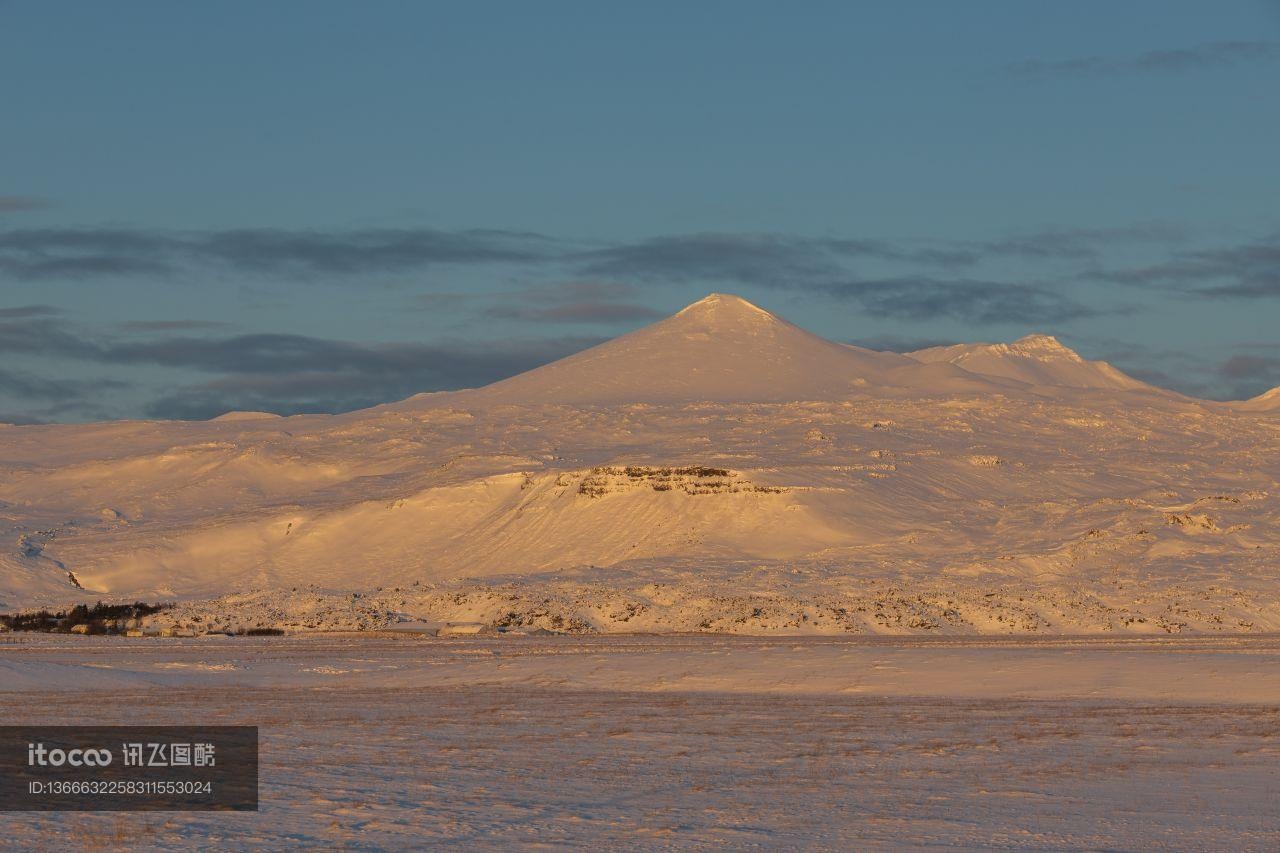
[2,633,1278,849]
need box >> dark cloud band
[0,226,559,280]
[823,277,1097,325]
[0,311,604,421]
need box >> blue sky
[1,1,1278,421]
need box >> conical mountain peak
[1010,333,1075,356]
[384,293,1165,411]
[445,293,918,405]
[674,292,776,322]
[662,293,806,339]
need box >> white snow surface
[908,334,1155,391]
[417,293,981,405]
[2,633,1279,848]
[2,293,1278,634]
[1239,385,1280,412]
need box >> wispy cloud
[564,227,1182,321]
[0,228,181,279]
[575,233,976,286]
[560,230,1152,326]
[0,310,603,420]
[1093,234,1280,298]
[0,222,1190,316]
[137,334,604,419]
[198,227,555,274]
[1007,41,1280,76]
[0,226,561,281]
[576,234,855,285]
[0,315,99,359]
[0,367,125,401]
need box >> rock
[437,622,494,636]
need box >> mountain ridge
[1239,385,1280,411]
[907,334,1155,392]
[402,293,1011,407]
[392,294,1047,409]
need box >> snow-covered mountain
[1,294,1277,634]
[907,335,1155,392]
[394,293,1008,407]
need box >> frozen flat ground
[3,634,1279,849]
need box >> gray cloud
[0,226,560,282]
[0,396,123,425]
[1217,352,1280,400]
[103,333,427,374]
[0,310,603,419]
[577,234,853,285]
[0,360,130,425]
[1095,235,1280,298]
[823,277,1098,325]
[0,228,180,279]
[574,233,979,286]
[0,255,175,280]
[2,310,598,374]
[0,316,100,359]
[0,367,122,401]
[569,228,1188,300]
[197,227,554,274]
[1191,241,1280,298]
[1008,41,1279,76]
[0,224,1193,296]
[101,332,596,386]
[138,335,604,419]
[1219,353,1280,381]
